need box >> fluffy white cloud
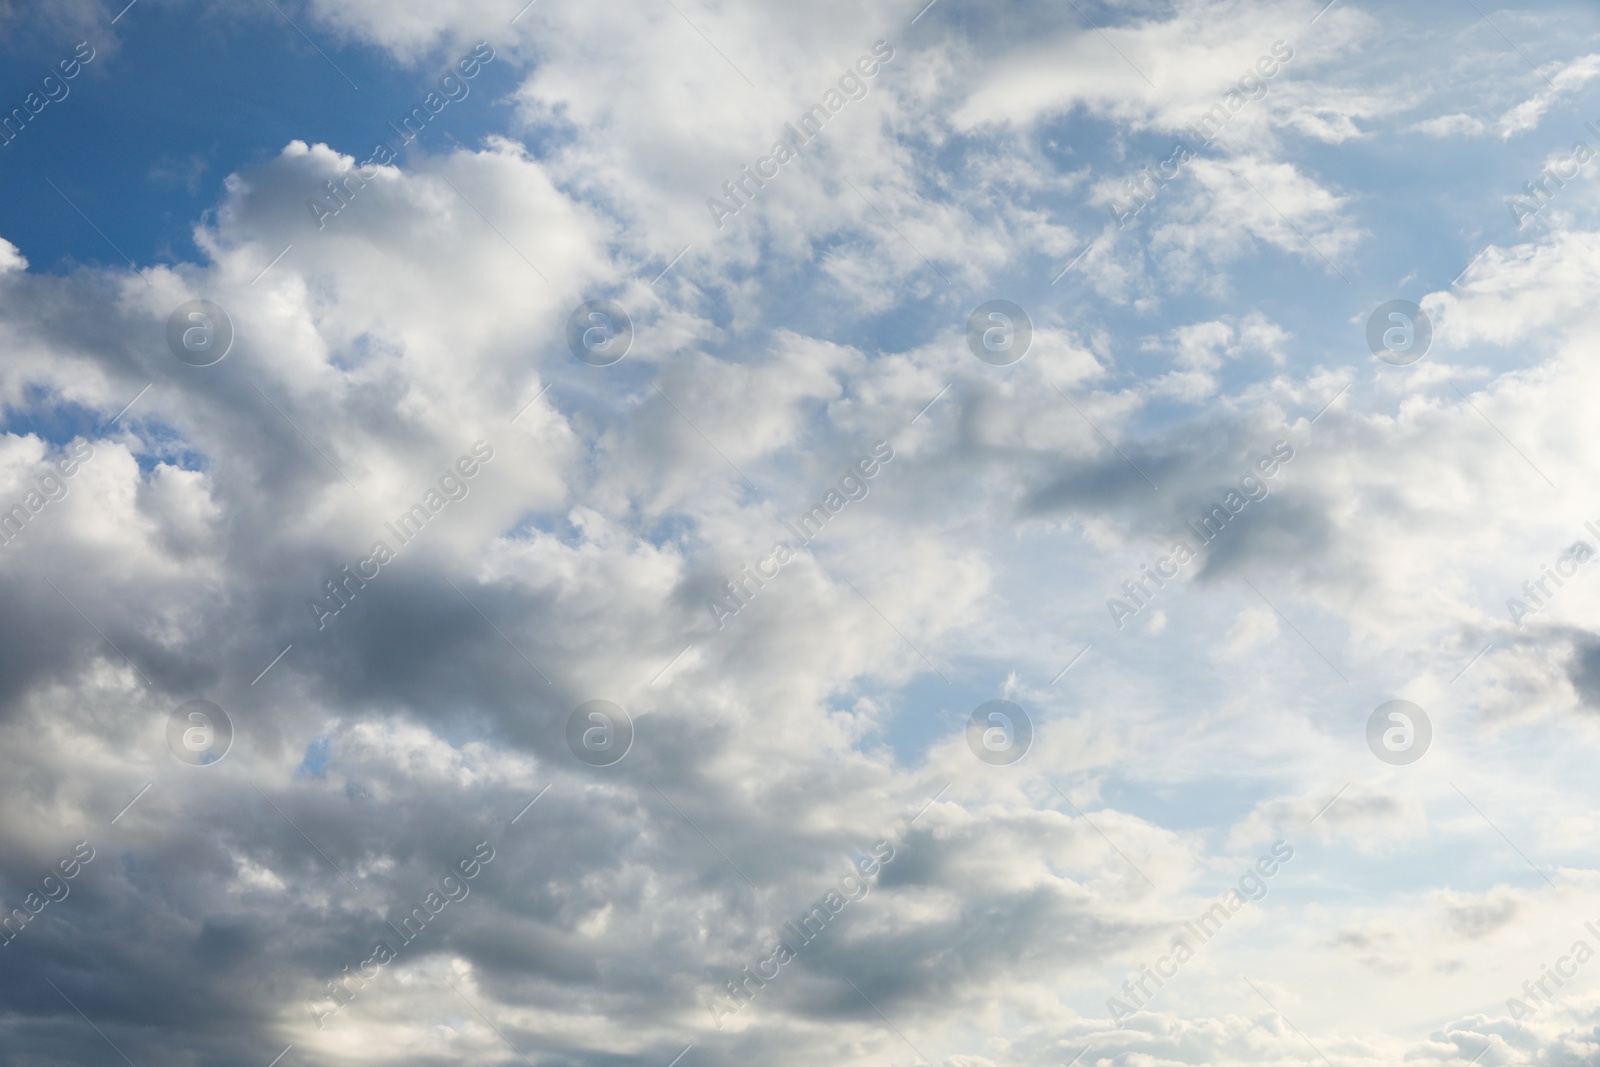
[5,0,1600,1064]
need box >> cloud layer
[4,0,1600,1064]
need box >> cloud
[7,0,1600,1063]
[1498,53,1600,139]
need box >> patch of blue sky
[0,2,524,274]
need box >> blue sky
[0,3,520,271]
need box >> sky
[3,0,1600,1064]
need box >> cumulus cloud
[4,0,1600,1064]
